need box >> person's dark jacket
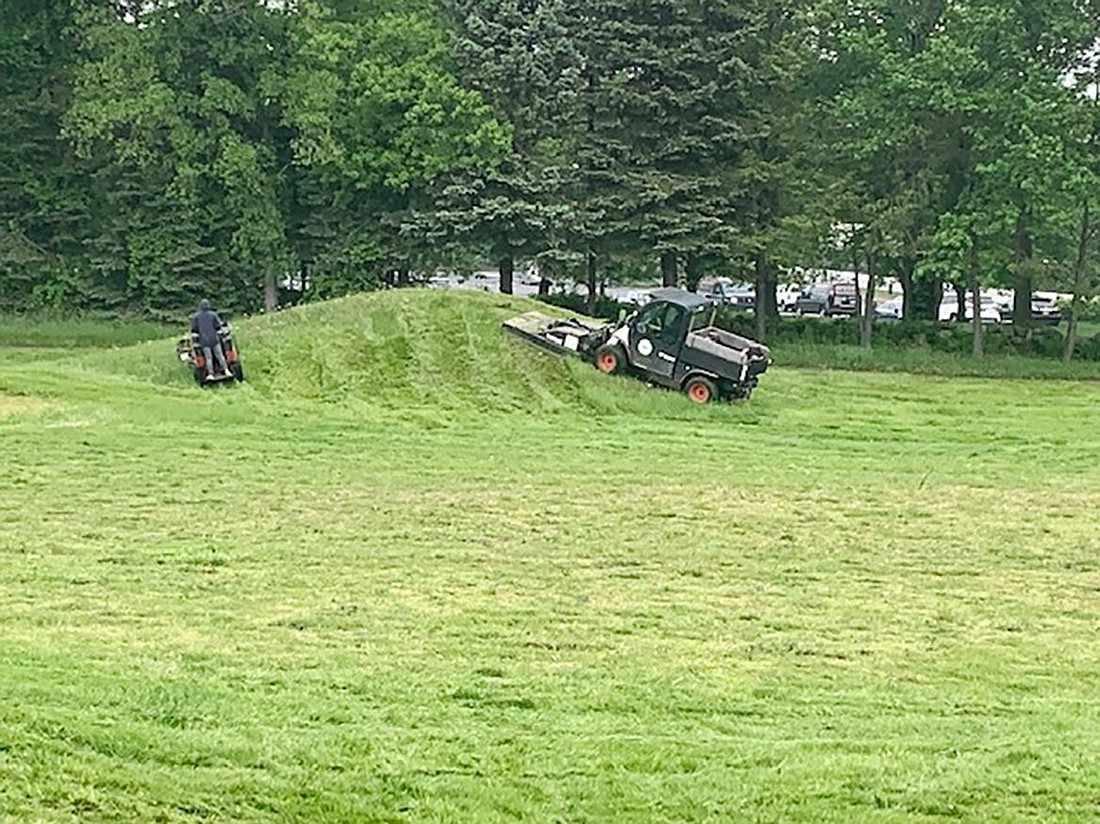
[190,299,225,347]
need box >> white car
[776,283,804,312]
[875,297,902,320]
[939,293,1001,323]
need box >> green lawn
[1,291,1098,822]
[0,314,177,349]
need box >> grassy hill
[1,290,1099,821]
[50,289,767,424]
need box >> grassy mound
[240,289,580,410]
[68,289,757,420]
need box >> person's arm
[212,312,225,329]
[190,315,199,333]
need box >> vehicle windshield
[634,301,689,345]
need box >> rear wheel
[192,368,206,386]
[595,343,624,374]
[684,376,717,404]
[232,363,245,382]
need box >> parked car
[827,281,859,316]
[705,279,755,310]
[794,284,829,314]
[795,283,858,316]
[989,290,1063,325]
[939,293,1002,324]
[1030,294,1062,325]
[776,283,804,312]
[874,297,902,321]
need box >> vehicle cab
[603,288,770,401]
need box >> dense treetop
[1,0,1097,343]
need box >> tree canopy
[0,0,1096,334]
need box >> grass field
[1,290,1098,822]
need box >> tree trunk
[1012,209,1033,333]
[498,255,514,295]
[968,238,983,358]
[860,251,875,349]
[752,251,770,338]
[754,255,767,342]
[1065,293,1082,362]
[585,249,598,315]
[753,252,777,342]
[396,266,410,287]
[953,282,966,321]
[851,240,861,308]
[1064,202,1091,362]
[264,268,278,313]
[899,264,913,319]
[660,250,678,287]
[684,253,704,292]
[899,258,939,320]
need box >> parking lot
[429,270,1070,324]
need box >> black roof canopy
[648,287,715,312]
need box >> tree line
[1,0,1098,353]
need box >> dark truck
[795,281,858,316]
[503,287,770,402]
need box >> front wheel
[595,343,624,374]
[232,363,245,382]
[684,376,717,404]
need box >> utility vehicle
[503,288,770,402]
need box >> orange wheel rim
[597,352,616,372]
[689,383,710,402]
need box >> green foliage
[0,1,110,313]
[51,0,510,313]
[536,290,626,321]
[64,0,295,314]
[284,2,510,190]
[0,0,1097,336]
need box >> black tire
[594,343,625,374]
[232,363,245,382]
[684,375,717,404]
[193,368,206,386]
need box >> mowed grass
[1,290,1099,822]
